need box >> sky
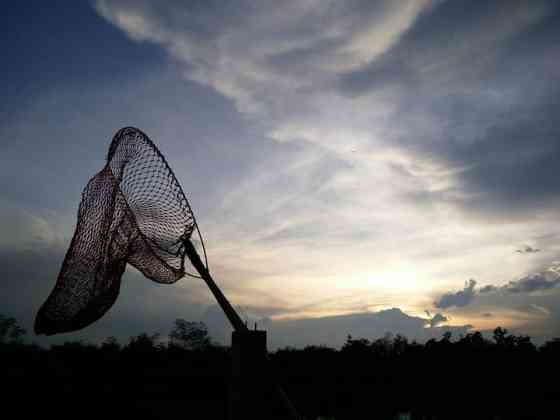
[2,0,560,348]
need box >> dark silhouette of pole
[183,240,245,332]
[183,240,302,420]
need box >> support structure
[183,240,301,420]
[228,329,268,419]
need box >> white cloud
[94,0,432,124]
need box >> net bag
[35,127,197,335]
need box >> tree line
[1,314,558,419]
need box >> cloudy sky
[2,0,560,348]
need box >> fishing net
[35,127,203,335]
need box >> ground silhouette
[1,314,558,419]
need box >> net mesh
[35,127,199,335]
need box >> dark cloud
[270,308,471,349]
[478,264,560,296]
[434,279,477,309]
[502,273,560,294]
[479,285,498,294]
[337,0,560,220]
[451,289,560,344]
[436,263,560,310]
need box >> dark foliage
[2,314,558,419]
[0,313,26,343]
[169,318,212,350]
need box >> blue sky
[2,1,560,348]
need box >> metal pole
[183,240,302,420]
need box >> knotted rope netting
[35,127,206,335]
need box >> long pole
[183,240,302,420]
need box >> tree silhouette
[0,313,26,343]
[123,333,162,355]
[101,336,121,352]
[169,319,211,350]
[2,314,559,419]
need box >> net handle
[182,240,302,419]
